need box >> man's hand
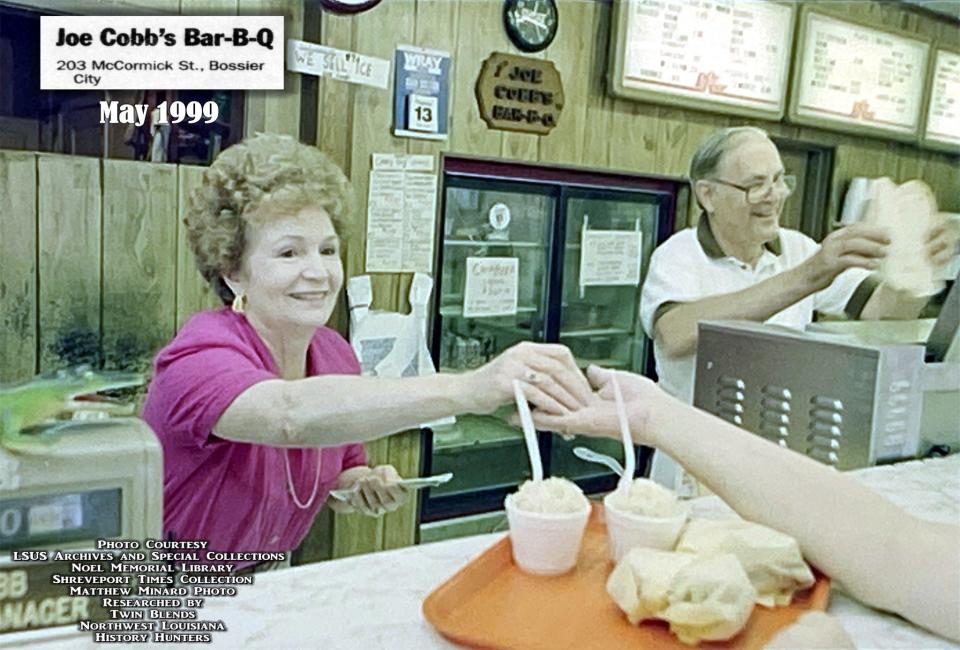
[464,342,592,416]
[801,223,890,291]
[329,465,408,517]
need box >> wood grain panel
[178,0,236,14]
[579,0,614,169]
[608,99,660,175]
[101,160,178,373]
[317,13,355,172]
[447,0,505,157]
[538,0,597,166]
[239,0,303,138]
[331,0,416,560]
[37,155,101,372]
[175,165,219,329]
[0,152,37,383]
[381,429,422,550]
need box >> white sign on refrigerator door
[579,229,643,286]
[463,257,519,318]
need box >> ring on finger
[526,370,540,384]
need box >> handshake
[462,341,665,443]
[332,343,669,517]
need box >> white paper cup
[603,492,689,562]
[505,493,591,576]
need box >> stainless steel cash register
[693,277,959,470]
[0,418,162,641]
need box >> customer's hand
[926,214,959,270]
[801,223,890,290]
[464,342,592,416]
[330,465,408,517]
[529,366,664,445]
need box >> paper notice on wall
[287,38,391,89]
[365,154,438,273]
[579,228,642,287]
[463,257,519,318]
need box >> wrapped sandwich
[676,519,815,607]
[606,548,756,645]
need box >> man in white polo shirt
[640,126,956,492]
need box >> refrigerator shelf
[443,239,546,249]
[559,327,632,338]
[439,305,538,317]
[432,416,522,451]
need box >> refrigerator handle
[578,214,589,300]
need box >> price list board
[922,48,960,153]
[608,0,795,120]
[789,10,930,141]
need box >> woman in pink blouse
[142,134,589,569]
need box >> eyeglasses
[709,174,797,204]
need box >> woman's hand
[329,464,408,517]
[530,366,664,445]
[464,342,592,415]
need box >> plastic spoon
[328,472,453,502]
[572,446,624,476]
[611,374,635,492]
[513,379,544,482]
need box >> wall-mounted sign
[287,38,390,89]
[475,52,564,135]
[393,44,451,141]
[788,9,929,141]
[365,154,438,273]
[922,48,960,153]
[463,257,519,318]
[609,0,795,121]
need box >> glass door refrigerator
[420,158,684,537]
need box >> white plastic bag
[348,273,435,378]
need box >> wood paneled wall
[297,0,958,557]
[305,0,958,314]
[0,152,219,385]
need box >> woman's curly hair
[186,133,354,304]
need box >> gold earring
[231,292,247,314]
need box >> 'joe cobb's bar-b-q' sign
[475,53,564,135]
[792,11,928,138]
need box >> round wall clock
[503,0,558,53]
[318,0,382,14]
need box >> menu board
[922,49,960,152]
[789,10,929,140]
[609,0,795,120]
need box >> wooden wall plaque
[475,52,564,135]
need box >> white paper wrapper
[863,178,943,297]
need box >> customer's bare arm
[534,368,960,642]
[657,225,889,358]
[215,342,591,448]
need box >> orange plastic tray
[423,505,830,650]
